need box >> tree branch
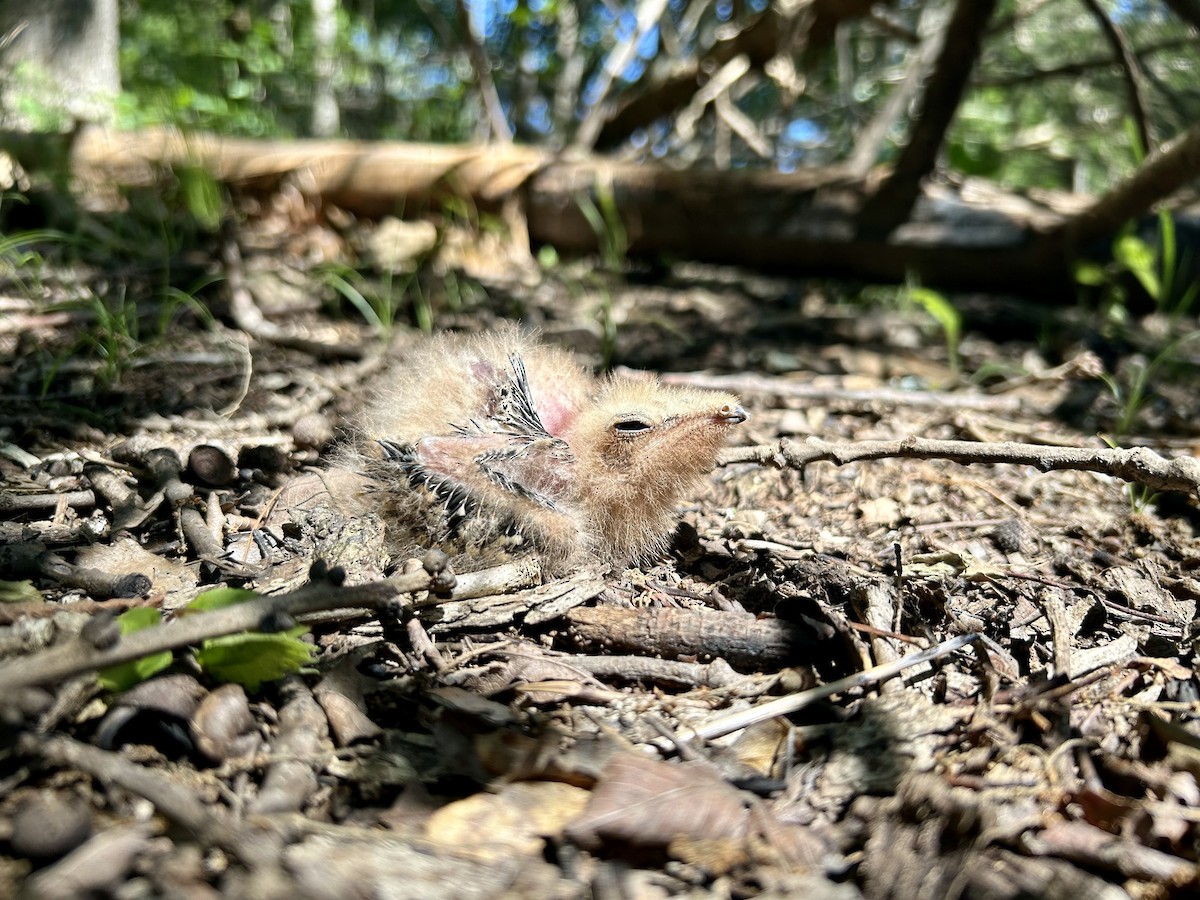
[592,4,798,150]
[855,0,1000,239]
[847,3,949,178]
[0,568,430,695]
[573,0,671,151]
[453,0,513,143]
[977,37,1199,88]
[721,437,1200,499]
[1079,0,1153,152]
[1056,119,1200,253]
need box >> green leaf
[195,630,316,692]
[176,165,224,232]
[117,606,164,632]
[947,140,1002,177]
[1159,208,1177,298]
[1072,261,1108,286]
[907,286,961,373]
[1124,117,1147,165]
[97,608,174,692]
[185,587,260,613]
[322,268,383,331]
[0,580,43,603]
[1113,235,1161,300]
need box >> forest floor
[3,205,1200,899]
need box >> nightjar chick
[353,327,747,574]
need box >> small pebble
[191,683,258,763]
[293,413,335,450]
[10,794,92,860]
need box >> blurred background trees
[2,1,1198,302]
[77,0,1196,197]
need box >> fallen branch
[658,631,985,749]
[564,605,827,672]
[658,370,1028,413]
[721,436,1200,499]
[25,734,282,870]
[0,556,556,696]
[0,565,442,695]
[1079,0,1153,152]
[1058,119,1200,254]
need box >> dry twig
[26,734,283,869]
[721,437,1200,499]
[659,632,984,750]
[0,567,444,695]
[1079,0,1153,152]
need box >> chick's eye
[613,419,651,434]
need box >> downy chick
[354,327,747,573]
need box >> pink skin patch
[535,393,580,436]
[469,360,499,382]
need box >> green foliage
[322,266,388,333]
[1098,331,1200,439]
[572,180,629,366]
[157,283,219,336]
[576,180,628,272]
[594,284,619,370]
[193,629,316,692]
[0,196,180,393]
[854,281,963,376]
[957,3,1199,193]
[0,227,57,288]
[1,62,78,131]
[175,165,226,232]
[118,1,293,134]
[117,0,476,140]
[1073,213,1199,324]
[904,285,962,375]
[95,588,314,695]
[0,580,43,604]
[946,89,1011,180]
[0,194,68,296]
[97,608,174,692]
[2,180,224,396]
[321,264,429,336]
[437,267,485,317]
[106,0,1200,190]
[185,586,260,612]
[72,291,142,389]
[185,587,315,689]
[1151,209,1198,318]
[1098,434,1161,514]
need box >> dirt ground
[3,223,1200,898]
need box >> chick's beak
[716,404,749,425]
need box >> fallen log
[2,125,1188,301]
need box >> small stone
[293,413,334,451]
[188,444,237,486]
[81,612,122,649]
[10,794,92,860]
[191,683,258,763]
[365,217,438,272]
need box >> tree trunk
[52,125,1083,298]
[854,0,1000,239]
[0,0,120,128]
[310,0,341,138]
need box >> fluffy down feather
[351,327,747,574]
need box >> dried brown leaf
[425,781,589,860]
[565,753,749,851]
